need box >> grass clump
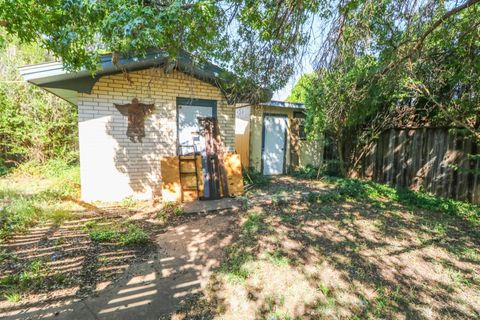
[0,159,80,239]
[119,196,140,210]
[292,164,318,179]
[266,250,290,267]
[119,224,149,245]
[220,245,253,284]
[157,202,184,222]
[3,289,21,303]
[243,212,264,234]
[243,168,270,187]
[84,220,149,245]
[0,259,50,300]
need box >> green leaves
[0,0,321,94]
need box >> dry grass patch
[179,176,480,319]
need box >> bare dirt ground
[170,176,480,319]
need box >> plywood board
[161,153,242,202]
[223,153,244,196]
[160,156,181,202]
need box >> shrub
[119,224,149,245]
[243,168,270,187]
[292,164,318,179]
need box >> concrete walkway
[182,197,244,214]
[2,213,237,320]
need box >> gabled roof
[19,50,272,105]
[260,100,305,109]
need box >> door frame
[176,97,217,152]
[261,113,288,175]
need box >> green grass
[243,169,270,187]
[243,212,264,234]
[0,259,49,292]
[119,196,139,210]
[0,159,80,239]
[119,224,150,245]
[84,220,149,245]
[266,250,291,267]
[0,249,17,263]
[157,201,184,222]
[319,177,480,226]
[3,290,21,303]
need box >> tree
[287,73,315,103]
[305,0,480,175]
[0,33,78,166]
[0,0,321,99]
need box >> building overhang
[19,50,272,105]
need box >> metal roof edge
[260,100,305,109]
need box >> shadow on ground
[0,210,238,320]
[176,176,480,319]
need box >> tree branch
[381,0,480,75]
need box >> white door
[262,115,287,175]
[178,105,213,154]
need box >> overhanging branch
[381,0,480,75]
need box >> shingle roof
[19,50,272,105]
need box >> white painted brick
[77,68,235,202]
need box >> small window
[293,111,307,140]
[298,120,307,140]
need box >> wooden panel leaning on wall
[160,153,244,203]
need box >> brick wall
[78,68,235,201]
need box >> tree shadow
[194,177,480,319]
[0,210,236,319]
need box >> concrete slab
[182,197,244,214]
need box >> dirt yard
[169,176,480,319]
[1,175,479,319]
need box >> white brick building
[20,51,269,201]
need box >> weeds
[3,290,21,302]
[243,169,270,187]
[0,259,49,293]
[119,196,139,210]
[318,177,480,226]
[84,220,149,245]
[291,164,318,179]
[220,245,252,284]
[157,202,184,222]
[266,250,290,267]
[119,224,149,245]
[0,160,80,239]
[243,212,264,234]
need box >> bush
[243,168,270,187]
[0,33,78,165]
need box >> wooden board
[161,153,243,202]
[160,156,181,202]
[223,153,244,196]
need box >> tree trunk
[336,139,347,177]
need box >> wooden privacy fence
[359,128,480,204]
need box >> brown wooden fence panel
[359,128,480,204]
